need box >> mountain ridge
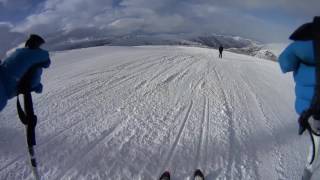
[43,33,278,61]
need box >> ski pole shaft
[26,127,40,180]
[23,92,40,180]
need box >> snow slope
[0,46,311,180]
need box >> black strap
[309,128,316,164]
[16,65,41,147]
[17,93,37,146]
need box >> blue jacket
[279,41,315,114]
[0,48,50,111]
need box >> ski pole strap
[16,65,41,146]
[308,128,317,165]
[299,110,312,135]
[298,111,319,165]
[17,94,37,146]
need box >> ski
[302,168,312,180]
[159,171,170,180]
[159,169,204,180]
[194,169,205,180]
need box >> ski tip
[159,171,170,180]
[302,168,312,180]
[194,169,204,178]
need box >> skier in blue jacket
[279,19,320,130]
[0,34,50,111]
[279,40,315,114]
[278,17,320,123]
[279,17,320,179]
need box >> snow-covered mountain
[0,45,307,180]
[44,34,200,51]
[261,43,288,57]
[191,34,259,49]
[0,31,280,61]
[228,46,279,61]
[42,33,279,61]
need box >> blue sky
[0,0,318,52]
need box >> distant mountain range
[2,33,284,61]
[43,33,282,61]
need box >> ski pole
[17,66,41,180]
[19,93,40,180]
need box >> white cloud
[0,22,25,58]
[0,0,7,5]
[199,0,319,17]
[6,0,319,46]
[0,0,34,9]
[0,21,12,28]
[15,0,115,34]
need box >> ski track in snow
[0,46,309,180]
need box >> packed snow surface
[0,46,311,179]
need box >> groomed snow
[0,46,311,179]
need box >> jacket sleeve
[37,50,50,68]
[29,51,50,94]
[38,58,50,68]
[42,58,50,68]
[278,42,300,73]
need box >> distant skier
[278,17,320,180]
[0,34,50,111]
[218,45,223,58]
